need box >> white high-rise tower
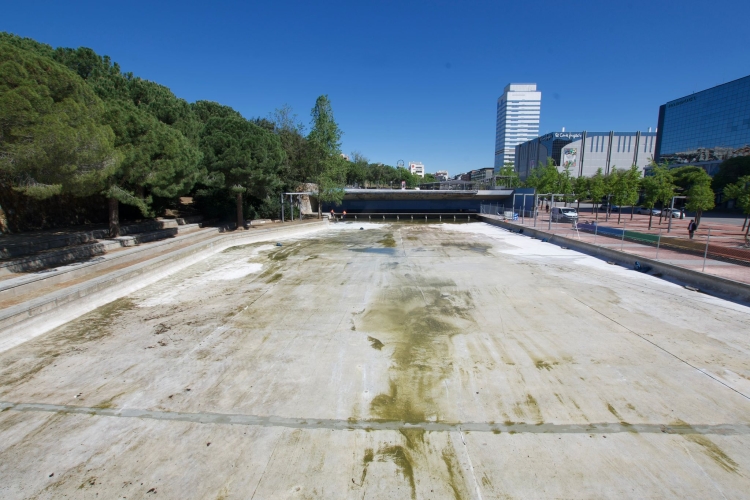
[494,83,541,170]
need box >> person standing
[688,219,697,239]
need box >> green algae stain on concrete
[441,446,472,500]
[673,419,739,473]
[535,360,555,371]
[378,233,397,247]
[93,391,126,409]
[607,403,623,420]
[352,237,479,497]
[378,445,416,499]
[513,394,544,424]
[362,284,474,424]
[266,273,283,284]
[367,336,384,350]
[0,298,136,387]
[358,448,374,486]
[268,244,301,261]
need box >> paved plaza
[1,222,750,498]
[504,210,750,285]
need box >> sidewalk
[497,212,750,286]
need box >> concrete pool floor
[1,222,750,499]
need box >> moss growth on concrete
[674,419,738,473]
[378,233,397,247]
[378,445,415,499]
[266,273,283,283]
[367,336,384,350]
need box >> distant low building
[515,131,657,180]
[435,170,449,181]
[471,168,494,182]
[409,162,425,177]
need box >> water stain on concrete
[350,247,396,255]
[440,242,491,255]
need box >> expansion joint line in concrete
[2,401,749,435]
[571,296,750,402]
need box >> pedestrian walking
[688,219,697,239]
[545,204,550,213]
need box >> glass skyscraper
[494,83,541,171]
[655,74,750,172]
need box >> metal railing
[484,208,750,285]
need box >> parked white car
[664,208,684,218]
[551,207,578,222]
[637,207,661,216]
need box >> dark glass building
[655,74,750,174]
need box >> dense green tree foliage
[0,33,206,234]
[588,168,607,220]
[672,166,714,227]
[712,156,750,194]
[524,158,559,195]
[609,165,641,223]
[0,42,116,202]
[723,175,750,237]
[197,116,285,227]
[641,161,676,229]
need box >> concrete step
[0,217,204,259]
[0,224,204,276]
[0,226,223,303]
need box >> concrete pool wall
[0,219,328,353]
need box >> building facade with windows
[515,131,657,180]
[470,168,495,182]
[494,83,541,171]
[655,74,750,175]
[434,170,449,181]
[408,162,425,177]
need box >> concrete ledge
[477,215,750,304]
[0,228,190,275]
[0,217,203,259]
[0,220,328,352]
[0,227,221,300]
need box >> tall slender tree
[307,95,346,217]
[588,168,607,220]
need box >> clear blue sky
[3,0,750,176]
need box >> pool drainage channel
[1,401,747,435]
